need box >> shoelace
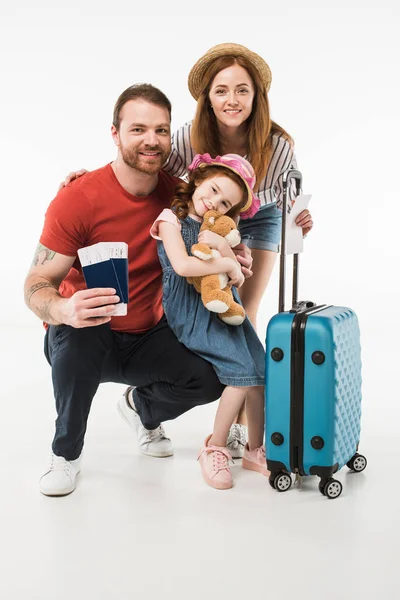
[256,445,266,461]
[144,424,170,443]
[228,424,246,449]
[48,455,71,474]
[237,426,247,447]
[199,445,233,474]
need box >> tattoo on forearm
[37,298,54,323]
[24,281,61,324]
[25,281,56,306]
[32,243,56,267]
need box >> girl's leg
[242,385,269,476]
[245,386,265,450]
[235,402,247,426]
[198,386,250,490]
[209,386,248,447]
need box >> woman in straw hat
[163,43,313,456]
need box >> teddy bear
[186,210,246,326]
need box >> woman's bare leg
[234,249,278,426]
[239,249,278,331]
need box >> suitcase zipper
[290,304,329,475]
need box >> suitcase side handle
[289,300,316,313]
[279,169,303,313]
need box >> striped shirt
[163,121,298,210]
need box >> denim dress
[157,215,265,387]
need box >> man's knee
[191,358,224,404]
[46,323,113,371]
[49,323,110,350]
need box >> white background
[1,2,399,599]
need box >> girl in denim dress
[150,153,268,490]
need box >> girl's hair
[190,55,293,189]
[171,165,248,221]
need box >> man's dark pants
[44,316,224,461]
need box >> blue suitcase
[265,170,367,499]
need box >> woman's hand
[198,230,226,251]
[232,243,253,278]
[295,209,313,237]
[58,169,88,192]
[226,258,245,288]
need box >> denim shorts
[239,203,282,252]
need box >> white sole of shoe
[39,471,80,497]
[139,448,174,458]
[139,447,174,458]
[117,400,173,458]
[40,484,76,497]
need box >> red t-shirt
[40,164,180,333]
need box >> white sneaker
[39,453,81,496]
[117,387,173,458]
[227,424,248,459]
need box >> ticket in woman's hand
[285,194,312,255]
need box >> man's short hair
[113,84,172,130]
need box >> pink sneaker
[198,435,233,490]
[242,444,270,476]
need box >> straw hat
[188,42,272,100]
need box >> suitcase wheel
[268,475,276,489]
[346,453,367,473]
[319,478,343,499]
[271,471,292,493]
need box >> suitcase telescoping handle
[279,169,303,313]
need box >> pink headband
[187,153,260,219]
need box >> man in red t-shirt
[24,84,225,496]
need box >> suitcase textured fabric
[265,171,366,499]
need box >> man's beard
[120,143,170,175]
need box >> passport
[77,242,128,316]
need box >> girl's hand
[295,209,313,237]
[226,259,245,288]
[57,169,88,192]
[198,230,225,251]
